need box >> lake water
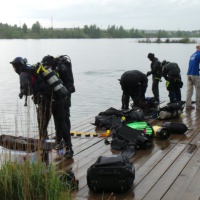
[0,39,198,136]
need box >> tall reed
[0,160,74,200]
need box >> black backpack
[104,121,154,158]
[87,155,135,193]
[93,107,144,130]
[55,55,75,93]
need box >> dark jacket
[19,65,52,103]
[162,62,181,81]
[19,65,33,97]
[120,70,148,96]
[149,58,162,78]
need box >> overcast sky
[1,0,199,31]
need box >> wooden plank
[49,137,105,166]
[75,148,117,199]
[143,144,197,200]
[100,143,175,200]
[48,101,200,200]
[76,141,176,200]
[176,166,200,200]
[190,131,200,147]
[162,146,200,200]
[55,137,109,171]
[123,143,187,200]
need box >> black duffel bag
[87,155,135,193]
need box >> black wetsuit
[162,62,183,103]
[148,57,162,102]
[119,70,148,109]
[19,66,52,139]
[52,58,75,148]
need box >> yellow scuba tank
[152,126,170,140]
[37,65,68,99]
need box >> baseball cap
[196,43,200,47]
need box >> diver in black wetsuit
[41,55,75,158]
[119,70,148,109]
[147,53,162,103]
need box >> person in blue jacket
[186,43,200,110]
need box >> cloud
[0,0,200,30]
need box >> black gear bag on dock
[87,155,135,193]
[93,106,144,129]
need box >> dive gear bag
[87,155,135,193]
[109,121,154,158]
[93,107,144,129]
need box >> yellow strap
[166,81,170,87]
[36,65,47,74]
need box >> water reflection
[0,39,198,136]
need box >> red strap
[30,75,35,86]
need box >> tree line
[0,21,200,39]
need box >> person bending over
[119,70,148,109]
[162,61,183,103]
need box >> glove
[146,71,151,76]
[19,93,23,99]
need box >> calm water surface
[0,39,198,136]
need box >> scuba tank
[36,65,68,99]
[159,101,183,120]
[152,126,170,140]
[158,109,182,119]
[162,122,188,134]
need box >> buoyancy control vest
[55,55,75,93]
[21,64,52,104]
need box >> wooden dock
[49,103,200,200]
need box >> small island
[139,37,197,44]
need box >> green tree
[32,21,41,33]
[107,25,117,37]
[118,26,127,38]
[22,23,28,34]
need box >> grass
[0,99,76,200]
[0,160,75,200]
